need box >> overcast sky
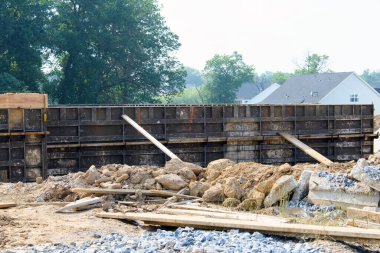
[158,0,380,74]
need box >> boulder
[207,159,235,171]
[248,190,265,209]
[223,177,243,200]
[205,169,222,181]
[155,174,187,191]
[203,183,224,203]
[291,170,312,201]
[350,159,380,191]
[254,177,276,195]
[84,165,101,184]
[177,168,197,182]
[35,176,43,184]
[264,175,298,207]
[144,178,156,190]
[189,181,210,197]
[278,163,292,173]
[115,174,129,183]
[164,158,204,175]
[222,198,241,208]
[152,169,166,178]
[115,165,131,177]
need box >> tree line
[1,1,379,105]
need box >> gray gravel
[2,228,323,253]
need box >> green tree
[361,69,380,85]
[0,0,50,92]
[295,53,330,75]
[203,52,255,103]
[272,71,291,84]
[47,0,185,104]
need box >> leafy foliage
[46,0,185,104]
[361,69,380,85]
[203,52,255,103]
[271,71,292,84]
[295,53,330,75]
[0,0,50,92]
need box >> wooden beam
[347,207,380,224]
[71,188,199,200]
[347,219,380,230]
[0,93,48,109]
[279,132,333,166]
[0,203,16,209]
[95,212,380,242]
[158,208,289,223]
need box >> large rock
[203,183,224,203]
[264,175,298,207]
[238,199,260,211]
[189,181,210,197]
[164,159,204,175]
[291,170,312,201]
[84,165,101,184]
[223,177,243,200]
[177,168,197,182]
[223,198,241,208]
[205,169,222,181]
[350,159,380,191]
[254,177,276,195]
[207,159,235,171]
[155,174,187,191]
[248,190,265,209]
[309,171,380,208]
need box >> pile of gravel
[287,201,336,213]
[3,228,322,253]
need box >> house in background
[247,83,280,104]
[235,83,261,104]
[261,72,380,114]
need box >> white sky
[158,0,380,74]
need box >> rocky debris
[84,165,101,184]
[35,176,43,184]
[223,177,243,200]
[264,175,298,208]
[4,228,323,253]
[189,181,210,197]
[291,170,312,201]
[99,182,122,189]
[350,159,380,191]
[205,159,235,181]
[203,183,224,203]
[248,190,265,209]
[368,152,380,165]
[177,168,197,183]
[308,171,380,208]
[155,174,187,191]
[222,198,241,207]
[164,158,204,176]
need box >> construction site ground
[1,158,380,252]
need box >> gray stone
[291,170,312,201]
[264,175,298,207]
[203,183,224,203]
[155,174,187,191]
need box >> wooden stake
[56,197,102,213]
[0,203,16,209]
[279,132,333,166]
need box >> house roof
[248,83,280,104]
[236,83,261,100]
[261,72,353,104]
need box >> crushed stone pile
[3,228,323,253]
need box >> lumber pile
[0,93,48,109]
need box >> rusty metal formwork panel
[0,108,47,182]
[40,104,376,177]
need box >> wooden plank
[279,132,333,166]
[56,197,102,213]
[347,207,380,224]
[71,188,199,200]
[158,208,289,223]
[169,204,238,214]
[347,219,380,230]
[0,203,16,209]
[21,202,69,207]
[95,212,380,242]
[0,93,48,109]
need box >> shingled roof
[261,72,353,104]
